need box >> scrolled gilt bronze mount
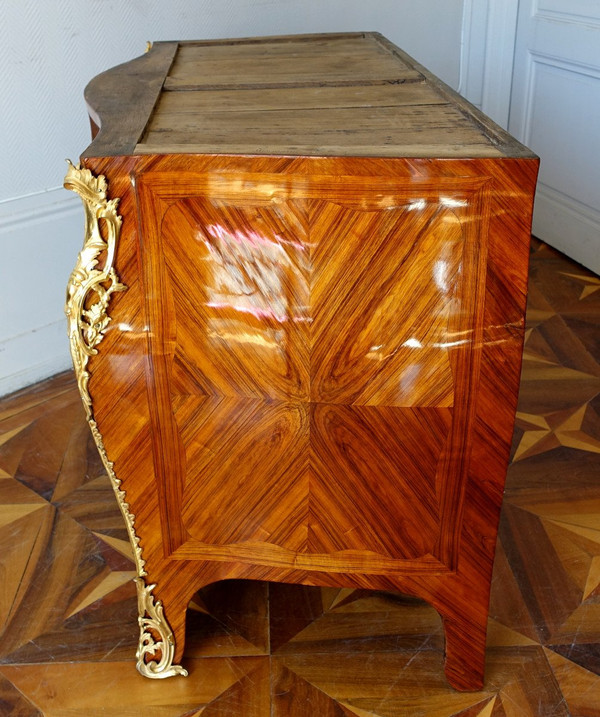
[64,161,187,679]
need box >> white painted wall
[458,0,520,129]
[0,0,464,396]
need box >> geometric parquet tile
[0,239,598,715]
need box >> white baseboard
[0,321,72,397]
[533,184,600,275]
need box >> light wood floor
[0,239,599,715]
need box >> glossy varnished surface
[136,165,485,570]
[71,151,537,690]
[1,240,599,714]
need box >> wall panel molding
[534,0,600,26]
[509,0,600,272]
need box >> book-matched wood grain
[80,153,538,691]
[134,165,488,572]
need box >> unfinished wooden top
[82,32,534,159]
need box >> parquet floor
[0,239,599,716]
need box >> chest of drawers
[65,32,538,689]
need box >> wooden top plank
[134,141,503,158]
[152,83,448,114]
[170,35,390,58]
[164,38,419,89]
[82,42,178,157]
[82,32,535,159]
[138,105,502,159]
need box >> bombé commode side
[65,32,538,689]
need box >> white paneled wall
[509,0,600,273]
[0,0,464,395]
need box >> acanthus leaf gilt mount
[63,160,188,680]
[64,159,126,417]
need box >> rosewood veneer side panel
[71,31,538,692]
[133,159,481,565]
[76,152,538,691]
